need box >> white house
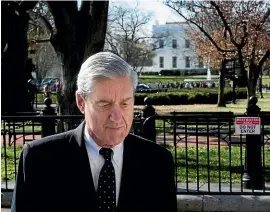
[141,22,206,73]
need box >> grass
[135,93,270,114]
[262,76,270,85]
[170,146,270,183]
[2,145,269,183]
[36,92,57,103]
[1,122,42,134]
[138,75,270,85]
[1,146,22,181]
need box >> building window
[159,39,164,48]
[198,56,204,67]
[185,39,190,48]
[159,57,164,68]
[172,39,177,48]
[172,56,177,68]
[185,56,190,68]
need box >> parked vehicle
[39,78,60,92]
[136,84,150,91]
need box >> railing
[143,113,270,195]
[1,115,84,191]
[1,113,270,196]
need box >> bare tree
[29,1,109,115]
[32,43,60,81]
[165,0,270,104]
[105,3,166,74]
[28,2,60,81]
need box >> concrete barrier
[1,192,13,208]
[177,195,270,212]
[3,192,270,211]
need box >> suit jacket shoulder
[124,133,173,162]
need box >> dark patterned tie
[97,148,116,212]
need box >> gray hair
[77,52,138,99]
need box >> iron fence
[1,113,270,196]
[143,113,270,195]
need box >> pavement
[2,182,270,211]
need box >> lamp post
[242,96,264,190]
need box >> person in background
[43,84,51,98]
[11,52,177,212]
[55,79,61,109]
[141,97,157,142]
[27,78,37,109]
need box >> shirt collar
[84,125,123,167]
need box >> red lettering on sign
[236,117,260,125]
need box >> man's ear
[75,91,85,114]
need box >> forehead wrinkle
[95,96,133,104]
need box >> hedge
[36,88,247,106]
[134,88,247,105]
[37,92,57,103]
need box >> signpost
[235,117,261,134]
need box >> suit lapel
[70,121,98,210]
[117,135,135,211]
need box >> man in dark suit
[11,52,177,212]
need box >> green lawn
[138,75,270,85]
[2,145,270,183]
[135,93,270,114]
[171,146,270,183]
[1,146,22,181]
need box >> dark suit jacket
[11,122,177,212]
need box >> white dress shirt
[84,126,123,205]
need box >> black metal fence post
[141,97,156,143]
[242,96,264,189]
[41,97,56,137]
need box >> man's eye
[98,102,110,108]
[121,102,130,108]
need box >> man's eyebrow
[121,97,133,102]
[95,99,112,104]
[95,97,133,104]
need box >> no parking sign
[235,117,261,134]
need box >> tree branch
[258,50,270,68]
[210,1,240,47]
[165,1,235,53]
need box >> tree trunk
[1,2,31,114]
[47,1,109,120]
[57,54,81,116]
[217,70,226,107]
[217,60,226,107]
[247,77,258,98]
[247,65,260,102]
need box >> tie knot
[99,148,113,161]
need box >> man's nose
[109,107,122,123]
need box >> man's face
[76,76,134,147]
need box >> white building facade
[142,22,205,73]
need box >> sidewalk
[2,183,270,211]
[3,181,270,193]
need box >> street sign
[235,117,261,134]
